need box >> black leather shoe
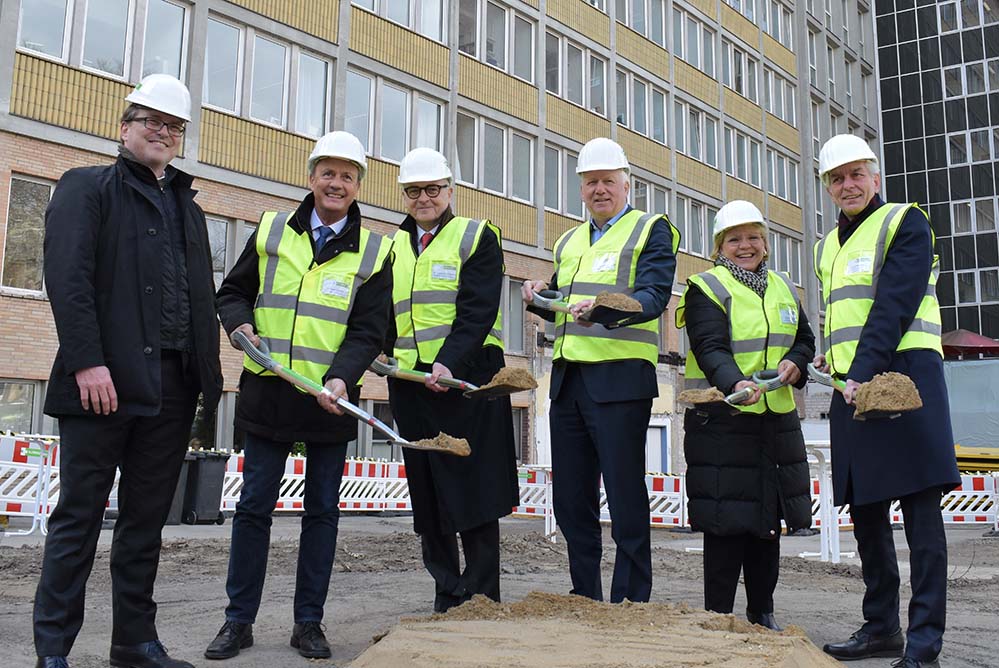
[746,612,783,632]
[290,621,332,659]
[109,640,194,668]
[891,657,940,668]
[823,628,904,660]
[36,658,69,668]
[205,621,254,660]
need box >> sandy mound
[855,372,922,415]
[678,387,725,404]
[350,592,842,667]
[410,433,471,456]
[593,291,642,312]
[479,367,538,392]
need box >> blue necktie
[316,225,333,251]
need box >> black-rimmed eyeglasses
[130,117,186,137]
[403,184,447,199]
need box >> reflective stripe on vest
[675,266,800,414]
[245,210,392,387]
[552,209,678,366]
[814,202,942,376]
[391,217,504,368]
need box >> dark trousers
[421,519,501,612]
[550,367,653,603]
[224,433,347,624]
[33,356,198,656]
[702,532,781,615]
[852,487,948,662]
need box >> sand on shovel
[349,592,843,668]
[678,387,726,404]
[477,367,538,392]
[410,433,471,457]
[591,290,642,312]
[854,372,922,416]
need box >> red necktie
[419,231,433,254]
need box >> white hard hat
[712,200,768,241]
[308,131,368,179]
[818,134,879,180]
[125,74,191,122]
[398,147,452,184]
[576,137,630,174]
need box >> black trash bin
[166,451,197,525]
[182,451,228,525]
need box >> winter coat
[43,154,222,417]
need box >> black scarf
[715,254,769,298]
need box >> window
[674,195,711,256]
[632,178,649,211]
[345,71,441,160]
[545,32,559,93]
[761,0,793,49]
[0,380,37,434]
[204,18,242,112]
[543,146,584,218]
[206,217,228,290]
[352,0,446,42]
[827,45,835,97]
[673,9,715,77]
[544,145,560,211]
[455,113,533,203]
[811,103,821,155]
[618,70,666,143]
[944,66,963,98]
[808,31,818,87]
[505,279,525,352]
[952,199,998,234]
[296,53,328,138]
[82,0,132,78]
[617,0,666,47]
[459,0,534,82]
[725,0,756,22]
[723,127,761,187]
[764,68,795,125]
[548,34,606,116]
[249,35,287,127]
[721,41,757,101]
[840,0,848,41]
[17,0,72,60]
[766,148,800,204]
[767,229,802,284]
[616,69,628,126]
[142,0,187,79]
[940,0,998,30]
[674,100,718,167]
[815,175,825,237]
[2,176,53,292]
[589,55,606,117]
[844,59,853,111]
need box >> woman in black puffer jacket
[675,201,814,631]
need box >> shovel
[531,289,640,325]
[680,370,787,408]
[806,363,905,420]
[530,290,573,314]
[233,332,470,455]
[370,356,536,399]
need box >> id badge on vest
[431,262,458,282]
[778,303,798,325]
[844,250,873,276]
[319,273,351,303]
[590,252,618,273]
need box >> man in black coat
[205,131,393,661]
[815,135,960,668]
[384,148,519,613]
[33,75,222,668]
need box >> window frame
[247,32,291,129]
[16,0,75,62]
[79,0,137,81]
[1,174,56,295]
[140,0,191,81]
[202,15,246,115]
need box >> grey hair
[821,159,880,187]
[120,103,145,124]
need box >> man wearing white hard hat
[33,74,222,668]
[522,137,679,603]
[207,131,393,660]
[676,201,813,631]
[384,147,518,612]
[814,134,959,668]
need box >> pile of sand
[855,372,922,416]
[592,290,643,312]
[410,433,471,456]
[350,592,843,667]
[478,367,538,392]
[678,387,726,404]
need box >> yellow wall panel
[546,94,612,143]
[617,128,670,178]
[227,0,338,44]
[676,155,722,200]
[456,186,537,246]
[765,114,801,154]
[544,210,581,250]
[674,60,719,107]
[11,54,128,141]
[768,197,803,233]
[350,7,448,87]
[685,0,718,19]
[362,157,404,212]
[720,4,759,47]
[547,0,610,44]
[763,34,796,77]
[675,252,713,285]
[724,88,763,130]
[616,26,668,76]
[199,110,311,187]
[726,178,766,212]
[458,56,538,125]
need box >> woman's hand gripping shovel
[678,369,786,409]
[369,356,537,400]
[806,363,922,420]
[530,289,641,325]
[233,331,470,455]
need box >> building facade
[874,0,999,338]
[0,0,879,470]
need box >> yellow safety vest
[391,217,504,368]
[813,202,942,377]
[675,266,800,414]
[244,211,393,387]
[552,209,679,366]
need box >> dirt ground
[1,516,997,667]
